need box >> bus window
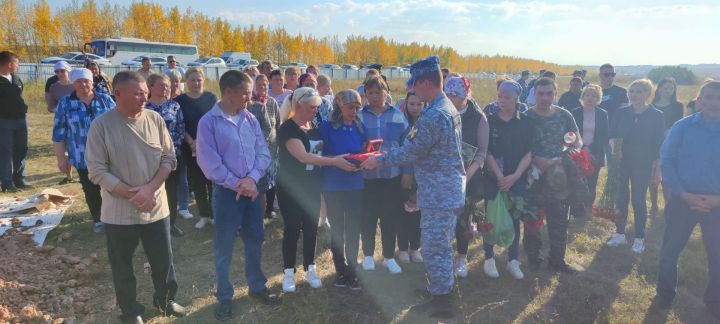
[91,40,106,57]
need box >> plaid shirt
[359,105,408,179]
[146,99,185,156]
[52,91,116,169]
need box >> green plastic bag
[484,192,516,248]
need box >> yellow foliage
[3,0,576,74]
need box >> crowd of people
[0,49,719,322]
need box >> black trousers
[325,190,363,278]
[455,209,471,255]
[105,217,177,317]
[182,147,213,219]
[398,209,421,251]
[76,168,102,223]
[278,184,320,271]
[0,117,27,187]
[362,177,402,259]
[164,168,179,225]
[524,199,570,265]
[265,186,277,216]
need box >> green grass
[3,78,713,323]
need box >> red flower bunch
[569,149,595,177]
[524,210,545,234]
[592,204,618,222]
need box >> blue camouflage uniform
[377,57,465,294]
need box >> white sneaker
[455,256,468,278]
[178,209,193,219]
[410,249,424,263]
[606,233,627,247]
[632,238,645,254]
[398,251,410,264]
[383,258,402,274]
[282,268,296,293]
[362,256,375,271]
[195,217,209,229]
[506,260,524,280]
[320,217,331,229]
[305,265,322,288]
[484,258,500,278]
[210,218,215,225]
[269,211,278,219]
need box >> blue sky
[48,0,720,65]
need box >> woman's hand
[333,154,357,172]
[499,173,520,192]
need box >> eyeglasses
[602,72,616,77]
[168,60,176,63]
[54,69,66,73]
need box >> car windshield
[233,59,247,64]
[59,53,77,59]
[197,57,211,63]
[131,56,146,62]
[151,58,164,62]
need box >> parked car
[284,62,307,69]
[121,56,168,68]
[388,66,404,71]
[321,64,341,69]
[227,58,259,70]
[41,52,112,66]
[187,57,226,67]
[342,64,359,70]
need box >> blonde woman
[606,79,665,254]
[176,67,218,229]
[276,87,356,293]
[570,85,609,215]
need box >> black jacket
[571,107,609,167]
[0,74,28,118]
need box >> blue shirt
[52,91,115,169]
[319,120,366,192]
[359,104,408,179]
[661,112,720,197]
[146,99,185,157]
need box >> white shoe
[455,256,468,278]
[383,258,402,274]
[178,209,193,219]
[410,249,424,263]
[507,260,524,280]
[398,251,410,264]
[210,218,215,225]
[362,256,375,271]
[632,238,645,254]
[195,217,209,229]
[282,268,296,293]
[606,233,627,247]
[305,265,322,288]
[484,258,500,278]
[269,211,278,219]
[320,217,331,229]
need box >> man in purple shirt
[195,70,279,321]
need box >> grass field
[1,76,714,323]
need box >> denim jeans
[616,163,652,238]
[657,197,720,307]
[0,117,27,187]
[176,158,190,211]
[484,217,521,261]
[212,184,267,301]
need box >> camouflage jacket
[380,93,466,210]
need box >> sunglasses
[54,69,67,73]
[602,72,617,77]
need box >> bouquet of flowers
[593,139,623,222]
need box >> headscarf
[445,76,471,99]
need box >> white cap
[70,68,93,83]
[54,61,71,71]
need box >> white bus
[84,37,199,66]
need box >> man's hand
[682,192,714,213]
[57,156,71,175]
[235,177,258,201]
[696,195,720,212]
[361,155,380,170]
[128,184,158,211]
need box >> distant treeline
[0,0,577,73]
